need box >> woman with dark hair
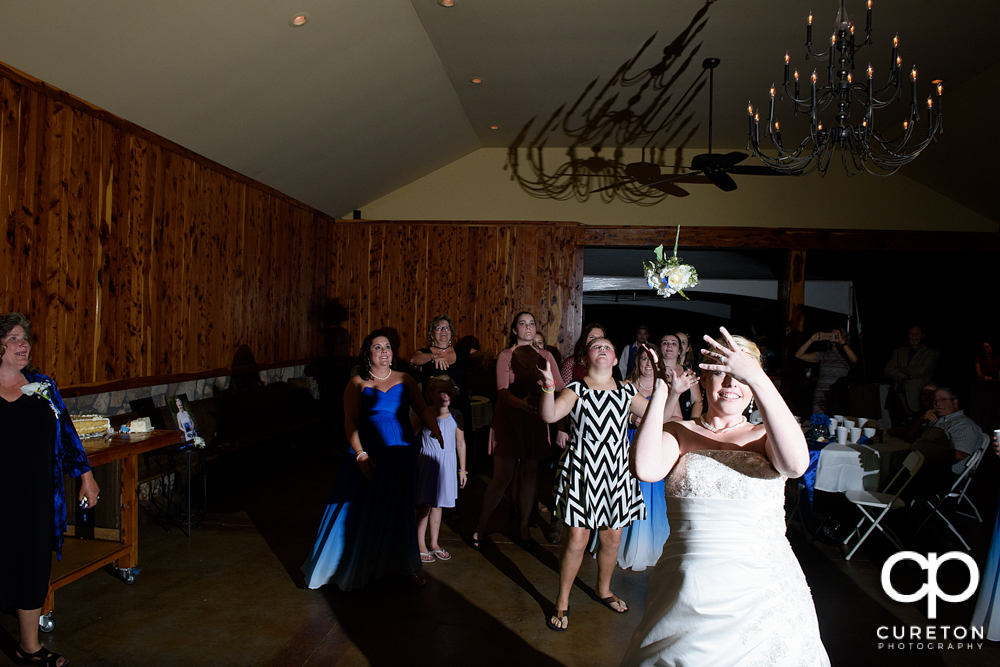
[974,341,1000,381]
[660,333,702,421]
[1,313,99,667]
[473,312,563,549]
[302,329,442,590]
[795,327,857,414]
[621,329,828,666]
[560,322,609,384]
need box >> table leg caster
[38,612,54,633]
[119,567,139,585]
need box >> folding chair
[842,451,925,561]
[954,433,990,522]
[915,436,989,549]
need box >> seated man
[910,387,985,491]
[887,382,938,443]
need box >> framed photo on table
[167,394,199,442]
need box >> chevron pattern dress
[554,380,646,529]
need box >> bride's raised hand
[699,326,763,385]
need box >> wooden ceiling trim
[578,225,1000,252]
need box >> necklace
[637,378,653,392]
[698,416,747,434]
[370,367,392,381]
[431,343,451,350]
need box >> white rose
[666,265,692,290]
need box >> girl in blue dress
[302,330,442,591]
[618,346,675,571]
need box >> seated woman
[621,328,829,666]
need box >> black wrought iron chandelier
[747,0,943,177]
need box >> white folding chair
[842,451,925,561]
[914,446,985,550]
[954,433,990,522]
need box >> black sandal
[14,645,68,666]
[546,607,569,632]
[594,593,629,614]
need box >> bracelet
[356,450,367,460]
[541,386,555,394]
[458,469,468,474]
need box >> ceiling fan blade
[650,182,690,197]
[592,179,636,193]
[706,170,738,192]
[712,151,749,170]
[691,153,711,171]
[727,165,788,176]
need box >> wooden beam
[578,225,1000,252]
[780,250,807,376]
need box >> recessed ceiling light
[438,1,456,7]
[470,77,484,84]
[289,13,309,27]
[489,125,499,130]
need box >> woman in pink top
[473,311,563,549]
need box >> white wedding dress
[621,450,830,667]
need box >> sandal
[429,549,451,561]
[14,646,68,666]
[471,533,483,551]
[420,552,434,563]
[594,593,628,614]
[546,607,569,632]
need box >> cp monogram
[881,551,979,619]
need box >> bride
[621,328,829,667]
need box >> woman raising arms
[621,328,827,667]
[538,338,680,631]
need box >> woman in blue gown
[303,330,442,591]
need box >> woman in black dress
[409,314,484,425]
[1,313,99,667]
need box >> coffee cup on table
[833,415,845,424]
[850,427,862,443]
[837,426,849,444]
[863,427,877,439]
[844,420,856,429]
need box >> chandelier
[747,0,943,177]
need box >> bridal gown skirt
[621,450,829,667]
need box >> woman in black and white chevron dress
[539,337,682,632]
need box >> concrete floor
[2,425,999,667]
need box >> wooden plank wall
[330,222,583,361]
[0,73,335,388]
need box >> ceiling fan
[597,58,787,195]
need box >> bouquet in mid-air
[643,226,699,299]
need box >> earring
[747,397,756,416]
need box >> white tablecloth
[815,444,865,492]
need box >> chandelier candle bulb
[794,70,800,98]
[867,1,872,33]
[807,13,813,45]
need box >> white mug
[837,426,849,444]
[850,427,862,443]
[863,427,877,439]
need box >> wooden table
[42,430,181,628]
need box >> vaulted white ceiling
[1,1,996,221]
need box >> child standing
[415,376,467,562]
